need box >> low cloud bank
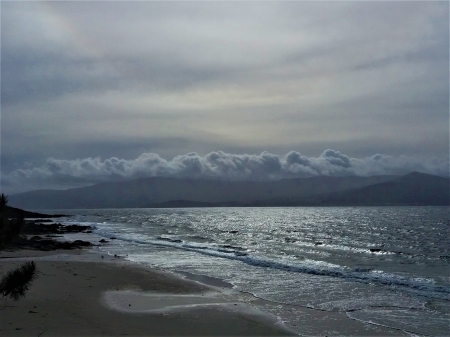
[2,150,449,194]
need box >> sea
[40,206,449,336]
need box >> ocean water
[44,207,449,336]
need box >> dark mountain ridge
[9,175,398,209]
[8,172,448,209]
[319,171,449,206]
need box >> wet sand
[0,250,292,336]
[0,249,406,336]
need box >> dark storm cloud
[2,150,448,194]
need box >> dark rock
[3,216,94,252]
[23,222,92,235]
[73,240,91,247]
[59,242,72,249]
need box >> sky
[1,1,449,194]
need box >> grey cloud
[1,55,116,105]
[1,2,278,105]
[171,151,283,180]
[2,150,448,194]
[285,151,311,167]
[320,150,351,168]
[5,1,446,105]
[1,1,448,194]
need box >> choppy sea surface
[42,207,449,336]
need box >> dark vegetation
[1,197,92,251]
[0,193,37,300]
[2,205,65,219]
[0,194,94,300]
[0,194,24,249]
[0,261,37,301]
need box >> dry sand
[0,249,407,336]
[0,250,292,336]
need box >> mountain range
[8,172,449,209]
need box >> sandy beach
[0,249,295,336]
[0,247,409,336]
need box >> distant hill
[232,172,449,207]
[319,172,449,206]
[9,175,397,209]
[2,206,65,218]
[8,172,448,209]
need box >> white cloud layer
[2,150,448,194]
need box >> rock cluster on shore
[12,221,94,251]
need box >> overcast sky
[1,1,449,194]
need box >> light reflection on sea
[46,206,449,336]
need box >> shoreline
[0,215,410,336]
[0,249,295,336]
[0,248,409,336]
